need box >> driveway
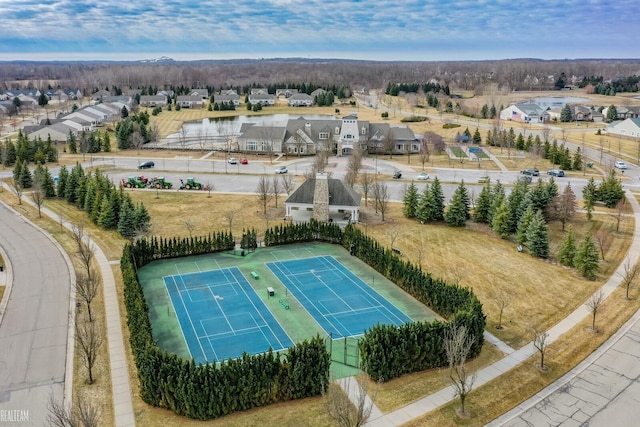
[0,202,72,426]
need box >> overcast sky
[1,0,638,62]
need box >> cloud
[0,0,638,60]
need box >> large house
[288,93,313,107]
[234,113,419,156]
[284,173,361,226]
[215,93,240,107]
[176,95,204,108]
[248,93,275,106]
[500,103,549,123]
[607,118,640,139]
[139,95,168,107]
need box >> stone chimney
[312,173,329,222]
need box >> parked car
[228,158,238,164]
[520,168,539,176]
[393,170,402,179]
[547,169,565,177]
[615,161,628,170]
[275,166,288,174]
[240,158,248,164]
[416,172,430,181]
[138,161,155,169]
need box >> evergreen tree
[606,104,618,122]
[457,181,470,219]
[526,210,549,258]
[598,170,624,208]
[403,182,419,218]
[572,147,583,171]
[12,159,23,183]
[416,185,432,223]
[516,205,534,245]
[507,180,529,233]
[19,162,32,189]
[98,196,117,229]
[429,177,445,221]
[473,183,492,223]
[560,104,573,122]
[473,128,482,144]
[67,131,78,154]
[134,202,151,233]
[583,177,597,220]
[574,234,599,280]
[118,198,137,239]
[57,165,68,197]
[445,185,468,227]
[90,192,103,224]
[491,199,511,239]
[557,226,577,267]
[102,132,112,152]
[121,105,129,118]
[489,181,506,224]
[3,140,17,166]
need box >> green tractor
[180,178,203,190]
[150,176,173,189]
[121,176,146,188]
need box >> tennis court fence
[326,333,361,369]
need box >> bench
[392,248,403,256]
[478,176,490,184]
[279,299,290,310]
[251,271,259,279]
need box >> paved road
[0,203,72,426]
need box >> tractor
[180,178,203,190]
[148,176,173,189]
[121,176,146,188]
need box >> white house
[607,118,640,139]
[500,103,548,123]
[248,93,275,106]
[288,93,313,107]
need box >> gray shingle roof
[285,178,361,207]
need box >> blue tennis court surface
[266,256,412,338]
[164,267,294,364]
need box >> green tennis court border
[136,242,439,378]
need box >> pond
[168,114,336,139]
[528,96,589,109]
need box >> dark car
[547,169,565,177]
[518,175,532,184]
[138,161,155,169]
[520,168,539,176]
[393,170,402,179]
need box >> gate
[326,334,360,369]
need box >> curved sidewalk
[365,188,640,426]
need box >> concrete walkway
[344,188,640,426]
[16,197,135,426]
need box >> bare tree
[148,122,160,146]
[178,127,188,150]
[418,137,430,170]
[30,172,47,217]
[373,181,389,221]
[360,172,373,207]
[131,130,145,154]
[256,175,272,215]
[183,219,196,239]
[204,180,214,198]
[224,210,235,236]
[386,225,402,249]
[75,272,99,323]
[75,317,102,384]
[593,228,613,261]
[271,176,282,208]
[9,177,23,205]
[424,131,445,153]
[586,290,605,332]
[73,224,96,282]
[490,287,511,329]
[323,375,376,427]
[345,147,364,187]
[610,199,626,232]
[47,391,101,427]
[311,149,329,175]
[443,324,476,418]
[620,259,640,300]
[548,183,576,230]
[280,175,294,195]
[382,129,395,159]
[531,327,549,371]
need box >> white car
[416,172,430,181]
[615,161,627,170]
[275,166,288,174]
[228,158,238,164]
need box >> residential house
[190,89,209,100]
[25,122,76,142]
[215,94,240,107]
[139,95,168,107]
[607,118,640,139]
[288,93,313,107]
[176,95,204,108]
[250,88,269,95]
[62,110,103,127]
[500,103,548,123]
[310,88,326,99]
[220,89,238,96]
[284,173,361,226]
[276,88,298,98]
[91,89,111,102]
[236,123,286,153]
[248,93,275,106]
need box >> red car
[240,158,248,164]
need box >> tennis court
[266,255,412,338]
[164,267,294,365]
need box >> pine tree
[491,199,511,239]
[489,181,506,224]
[473,184,492,223]
[98,197,117,229]
[445,187,467,227]
[507,180,529,233]
[583,177,597,220]
[557,226,577,267]
[118,198,137,239]
[457,181,470,219]
[67,131,78,154]
[526,210,549,258]
[134,202,151,233]
[472,128,482,144]
[574,234,599,280]
[572,147,583,171]
[429,177,445,221]
[560,104,573,122]
[12,159,23,183]
[516,205,534,245]
[598,170,624,208]
[102,132,112,152]
[416,185,432,223]
[19,162,32,189]
[56,165,68,197]
[403,182,419,218]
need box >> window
[319,132,329,140]
[246,141,257,151]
